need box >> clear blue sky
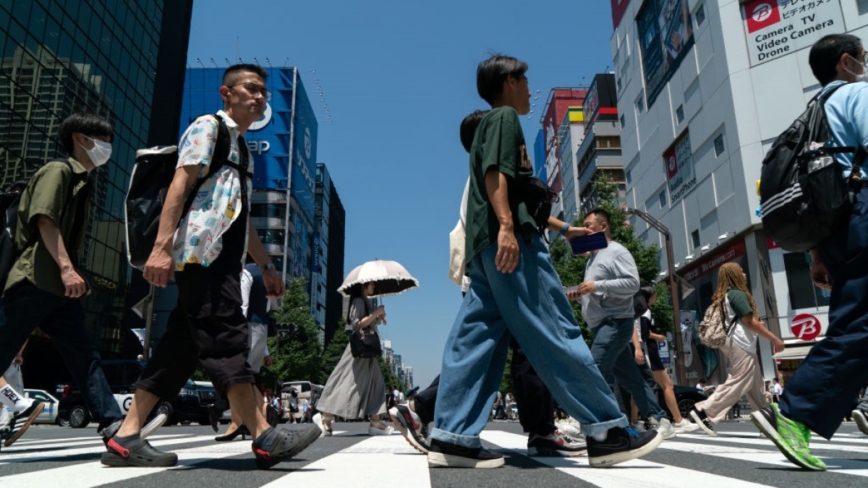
[187,1,619,387]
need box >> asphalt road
[1,418,867,487]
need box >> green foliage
[378,355,403,393]
[321,326,348,380]
[259,278,324,390]
[498,348,514,396]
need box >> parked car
[660,385,709,420]
[279,381,323,422]
[57,360,217,428]
[23,389,59,425]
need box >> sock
[111,432,141,448]
[0,385,31,413]
[592,431,608,442]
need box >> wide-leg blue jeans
[430,236,626,448]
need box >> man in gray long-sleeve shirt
[569,208,680,438]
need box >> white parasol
[337,260,420,298]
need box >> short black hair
[58,112,113,155]
[459,110,489,153]
[586,207,611,226]
[222,64,269,87]
[476,55,528,105]
[809,34,863,85]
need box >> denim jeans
[590,318,667,421]
[430,236,626,448]
[0,281,122,428]
[781,187,868,439]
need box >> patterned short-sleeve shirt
[171,110,254,270]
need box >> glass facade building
[0,1,193,382]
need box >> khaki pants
[695,337,767,424]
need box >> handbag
[350,327,383,358]
[514,176,558,235]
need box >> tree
[260,278,323,390]
[549,173,675,342]
[321,324,348,380]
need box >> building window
[617,77,622,92]
[635,92,645,113]
[783,252,831,309]
[626,170,632,184]
[620,114,626,128]
[714,134,725,156]
[691,230,700,248]
[659,190,667,208]
[676,105,684,123]
[696,4,706,26]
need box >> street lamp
[623,207,689,385]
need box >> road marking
[673,432,868,453]
[261,434,429,487]
[8,433,188,448]
[0,435,213,465]
[480,431,773,488]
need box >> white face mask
[81,136,112,167]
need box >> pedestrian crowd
[1,34,868,475]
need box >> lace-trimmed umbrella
[337,260,419,298]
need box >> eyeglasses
[230,82,271,101]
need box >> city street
[1,419,867,487]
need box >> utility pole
[623,207,687,385]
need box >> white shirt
[458,178,471,292]
[240,268,269,357]
[724,294,758,352]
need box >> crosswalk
[1,424,868,487]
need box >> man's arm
[595,252,640,298]
[546,216,592,240]
[143,165,200,287]
[247,220,285,299]
[484,169,518,273]
[37,216,86,298]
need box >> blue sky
[187,1,619,387]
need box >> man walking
[752,34,868,471]
[427,54,660,469]
[102,64,319,469]
[0,112,125,448]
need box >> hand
[13,355,23,366]
[262,268,286,298]
[564,226,592,240]
[495,228,519,273]
[143,247,174,288]
[61,266,87,298]
[577,281,596,295]
[263,355,273,368]
[565,288,580,301]
[809,253,833,290]
[654,335,665,343]
[634,349,645,365]
[773,338,785,353]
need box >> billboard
[742,0,842,67]
[611,0,632,28]
[533,129,547,182]
[637,0,695,107]
[583,74,618,131]
[663,131,696,202]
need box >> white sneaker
[556,417,583,438]
[313,413,332,437]
[630,421,646,432]
[671,418,699,434]
[369,422,394,436]
[853,410,868,436]
[648,417,676,440]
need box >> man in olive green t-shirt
[427,55,662,470]
[0,112,123,448]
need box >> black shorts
[646,342,665,371]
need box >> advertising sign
[790,313,822,341]
[582,74,618,131]
[638,0,695,107]
[611,0,632,28]
[743,0,843,67]
[544,105,563,194]
[658,339,671,364]
[533,129,547,182]
[682,240,747,282]
[663,132,696,202]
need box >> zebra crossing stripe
[9,433,189,448]
[480,431,773,488]
[261,434,429,488]
[0,435,213,465]
[673,432,868,452]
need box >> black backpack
[125,114,247,269]
[760,84,865,252]
[0,160,74,292]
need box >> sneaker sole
[750,411,825,471]
[527,446,587,457]
[389,408,429,454]
[427,451,504,468]
[588,431,663,468]
[689,410,717,437]
[4,403,44,448]
[255,426,322,470]
[100,450,178,467]
[853,411,868,436]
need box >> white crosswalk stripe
[1,425,867,487]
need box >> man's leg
[413,375,439,425]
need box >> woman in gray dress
[314,282,393,436]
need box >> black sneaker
[427,438,504,468]
[99,414,169,446]
[252,425,321,470]
[101,435,178,467]
[389,404,430,454]
[527,430,587,457]
[587,427,662,468]
[689,409,717,437]
[3,401,44,448]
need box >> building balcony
[251,190,287,204]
